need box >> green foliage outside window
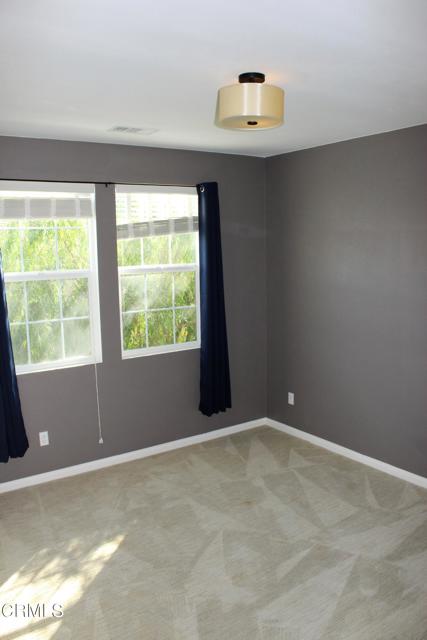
[1,211,199,362]
[147,310,174,346]
[0,227,20,272]
[23,229,56,271]
[118,231,198,352]
[174,272,195,306]
[117,238,141,267]
[5,282,25,322]
[146,273,173,309]
[176,308,197,343]
[172,234,196,264]
[0,219,94,367]
[117,233,196,268]
[123,312,146,349]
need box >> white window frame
[116,187,200,359]
[2,213,102,375]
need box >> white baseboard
[265,418,427,490]
[1,416,426,493]
[0,418,265,494]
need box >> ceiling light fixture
[215,72,284,130]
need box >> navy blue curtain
[0,251,28,463]
[197,182,231,416]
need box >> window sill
[16,357,102,376]
[122,341,200,360]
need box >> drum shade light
[215,72,284,130]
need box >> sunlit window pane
[64,318,91,358]
[29,321,62,363]
[26,280,60,321]
[175,308,197,343]
[5,282,25,323]
[123,312,146,350]
[23,229,56,271]
[174,271,196,307]
[10,324,28,365]
[0,229,21,272]
[62,278,90,318]
[0,182,101,372]
[147,310,174,347]
[116,187,199,355]
[58,226,89,270]
[143,236,169,265]
[147,273,173,309]
[121,275,145,312]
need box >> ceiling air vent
[109,126,158,135]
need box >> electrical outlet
[288,392,295,406]
[39,431,49,447]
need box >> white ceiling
[1,0,426,157]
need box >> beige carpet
[0,426,426,639]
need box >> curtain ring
[200,185,205,192]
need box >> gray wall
[2,123,427,484]
[0,137,267,482]
[266,124,427,477]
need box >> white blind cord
[94,363,104,444]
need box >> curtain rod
[0,178,197,188]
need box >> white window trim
[115,184,196,195]
[115,185,200,358]
[118,261,201,359]
[13,355,100,376]
[4,216,102,375]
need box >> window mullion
[144,273,148,348]
[118,263,196,276]
[54,222,66,359]
[23,281,31,365]
[58,280,65,360]
[18,223,32,365]
[169,235,176,344]
[18,221,25,273]
[4,269,91,283]
[21,314,89,325]
[172,272,176,344]
[87,217,101,361]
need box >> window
[0,181,102,373]
[115,185,200,357]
